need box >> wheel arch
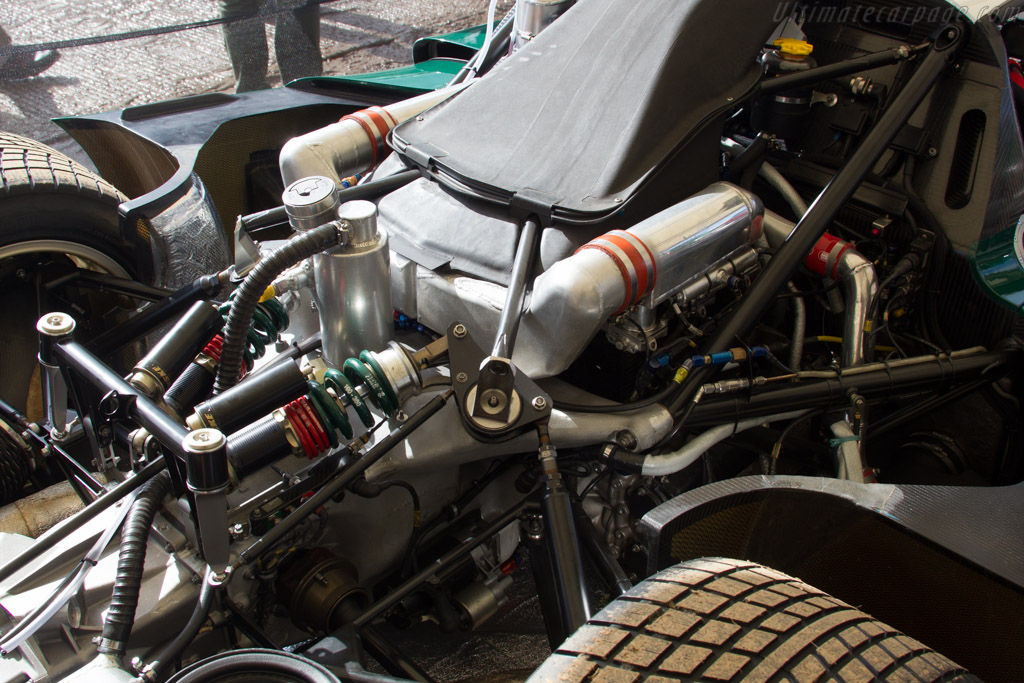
[640,476,1024,680]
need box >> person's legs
[274,1,322,85]
[221,0,270,92]
[0,26,11,72]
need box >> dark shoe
[0,50,60,80]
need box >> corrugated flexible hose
[97,470,172,657]
[214,222,342,394]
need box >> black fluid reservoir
[751,38,817,144]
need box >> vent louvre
[945,109,986,209]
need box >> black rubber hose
[727,133,770,180]
[421,584,460,633]
[97,470,172,657]
[214,222,342,394]
[553,384,675,414]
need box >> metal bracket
[447,322,551,440]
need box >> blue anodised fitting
[647,352,671,373]
[686,345,771,369]
[339,173,363,189]
[708,351,734,366]
[394,313,428,333]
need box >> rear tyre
[530,557,978,682]
[0,132,150,416]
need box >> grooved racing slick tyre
[530,557,978,682]
[0,132,148,417]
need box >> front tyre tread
[530,557,977,682]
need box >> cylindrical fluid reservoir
[751,38,817,143]
[313,200,393,366]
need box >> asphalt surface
[0,0,497,167]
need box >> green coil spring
[217,294,290,372]
[287,351,399,456]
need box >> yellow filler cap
[773,38,814,56]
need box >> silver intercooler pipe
[518,182,763,375]
[391,183,762,377]
[763,211,878,367]
[280,84,470,186]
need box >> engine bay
[0,0,1022,680]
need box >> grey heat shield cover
[391,0,780,220]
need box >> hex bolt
[532,396,547,411]
[452,323,468,339]
[616,430,639,450]
[455,372,468,383]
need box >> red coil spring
[285,396,331,458]
[202,335,223,363]
[202,335,245,378]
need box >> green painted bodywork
[412,24,489,62]
[296,58,464,96]
[973,225,1024,314]
[293,23,492,95]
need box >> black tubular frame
[0,456,167,584]
[669,25,966,415]
[685,349,1012,426]
[55,339,192,460]
[89,271,225,357]
[756,42,928,97]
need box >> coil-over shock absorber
[220,294,290,374]
[226,342,429,476]
[164,294,289,415]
